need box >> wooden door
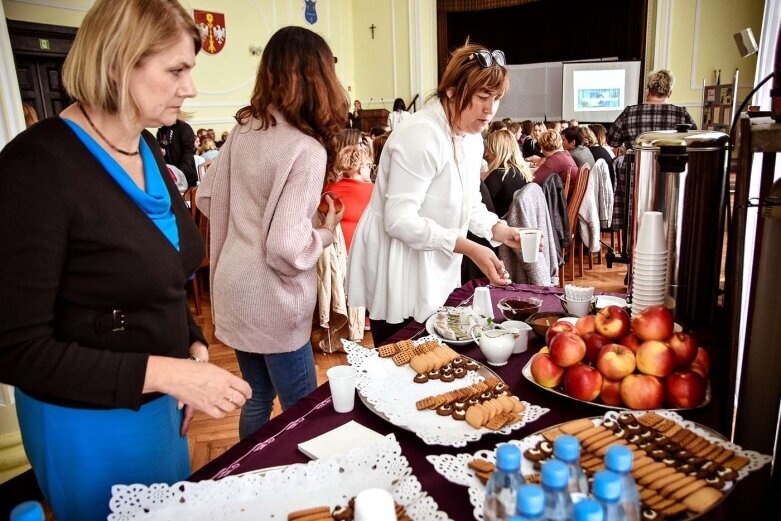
[15,55,70,119]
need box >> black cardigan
[0,118,206,410]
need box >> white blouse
[347,101,501,324]
[387,110,411,130]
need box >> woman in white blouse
[348,43,534,345]
[387,98,410,131]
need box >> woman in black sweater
[0,2,249,519]
[484,129,533,218]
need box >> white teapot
[470,325,518,366]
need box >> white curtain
[0,3,25,149]
[752,0,780,110]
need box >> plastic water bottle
[574,499,605,521]
[553,434,589,501]
[540,459,573,521]
[605,445,641,521]
[593,470,625,521]
[484,444,524,521]
[10,501,45,521]
[514,483,544,520]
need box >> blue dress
[14,120,189,521]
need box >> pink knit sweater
[196,114,333,354]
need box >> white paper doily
[109,434,451,520]
[344,338,549,447]
[427,409,772,521]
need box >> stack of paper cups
[632,212,667,316]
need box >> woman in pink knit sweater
[196,27,347,439]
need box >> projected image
[573,69,625,112]
[578,88,620,108]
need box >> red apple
[575,315,597,337]
[595,306,631,339]
[667,332,698,367]
[582,332,612,364]
[549,332,587,368]
[636,340,677,377]
[530,352,565,388]
[546,320,576,347]
[631,305,674,341]
[620,374,664,410]
[665,370,707,408]
[600,378,624,406]
[564,363,603,402]
[693,347,711,375]
[596,344,637,380]
[618,333,642,354]
[318,191,343,214]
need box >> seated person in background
[216,130,228,148]
[533,129,578,193]
[581,126,615,187]
[545,120,561,133]
[568,119,579,128]
[522,121,545,163]
[22,102,39,128]
[369,125,390,138]
[371,133,388,178]
[157,118,198,187]
[501,117,513,128]
[488,120,507,133]
[607,69,696,150]
[559,120,569,130]
[520,119,532,144]
[196,128,207,141]
[197,137,219,161]
[588,123,615,159]
[508,122,523,146]
[561,126,595,170]
[484,129,532,218]
[387,98,410,131]
[323,136,375,251]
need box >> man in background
[157,118,198,187]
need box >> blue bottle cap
[553,434,581,462]
[495,444,521,472]
[10,501,44,521]
[541,459,569,489]
[573,499,604,521]
[593,470,622,502]
[516,484,545,517]
[605,444,633,473]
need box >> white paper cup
[636,211,666,254]
[473,286,494,319]
[564,298,592,317]
[326,365,356,413]
[498,320,532,354]
[353,488,397,521]
[520,230,542,262]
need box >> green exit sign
[39,38,50,50]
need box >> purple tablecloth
[190,280,772,520]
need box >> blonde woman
[607,69,696,150]
[198,136,219,161]
[0,1,250,519]
[522,121,545,163]
[533,129,578,192]
[324,137,374,251]
[484,129,532,218]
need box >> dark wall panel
[443,0,647,66]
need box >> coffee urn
[631,128,729,328]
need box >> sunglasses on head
[469,49,506,68]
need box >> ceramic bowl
[497,296,542,321]
[526,311,575,340]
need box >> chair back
[184,186,209,267]
[566,163,591,238]
[563,166,573,197]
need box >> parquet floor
[186,239,627,473]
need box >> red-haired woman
[348,43,536,345]
[197,26,347,438]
